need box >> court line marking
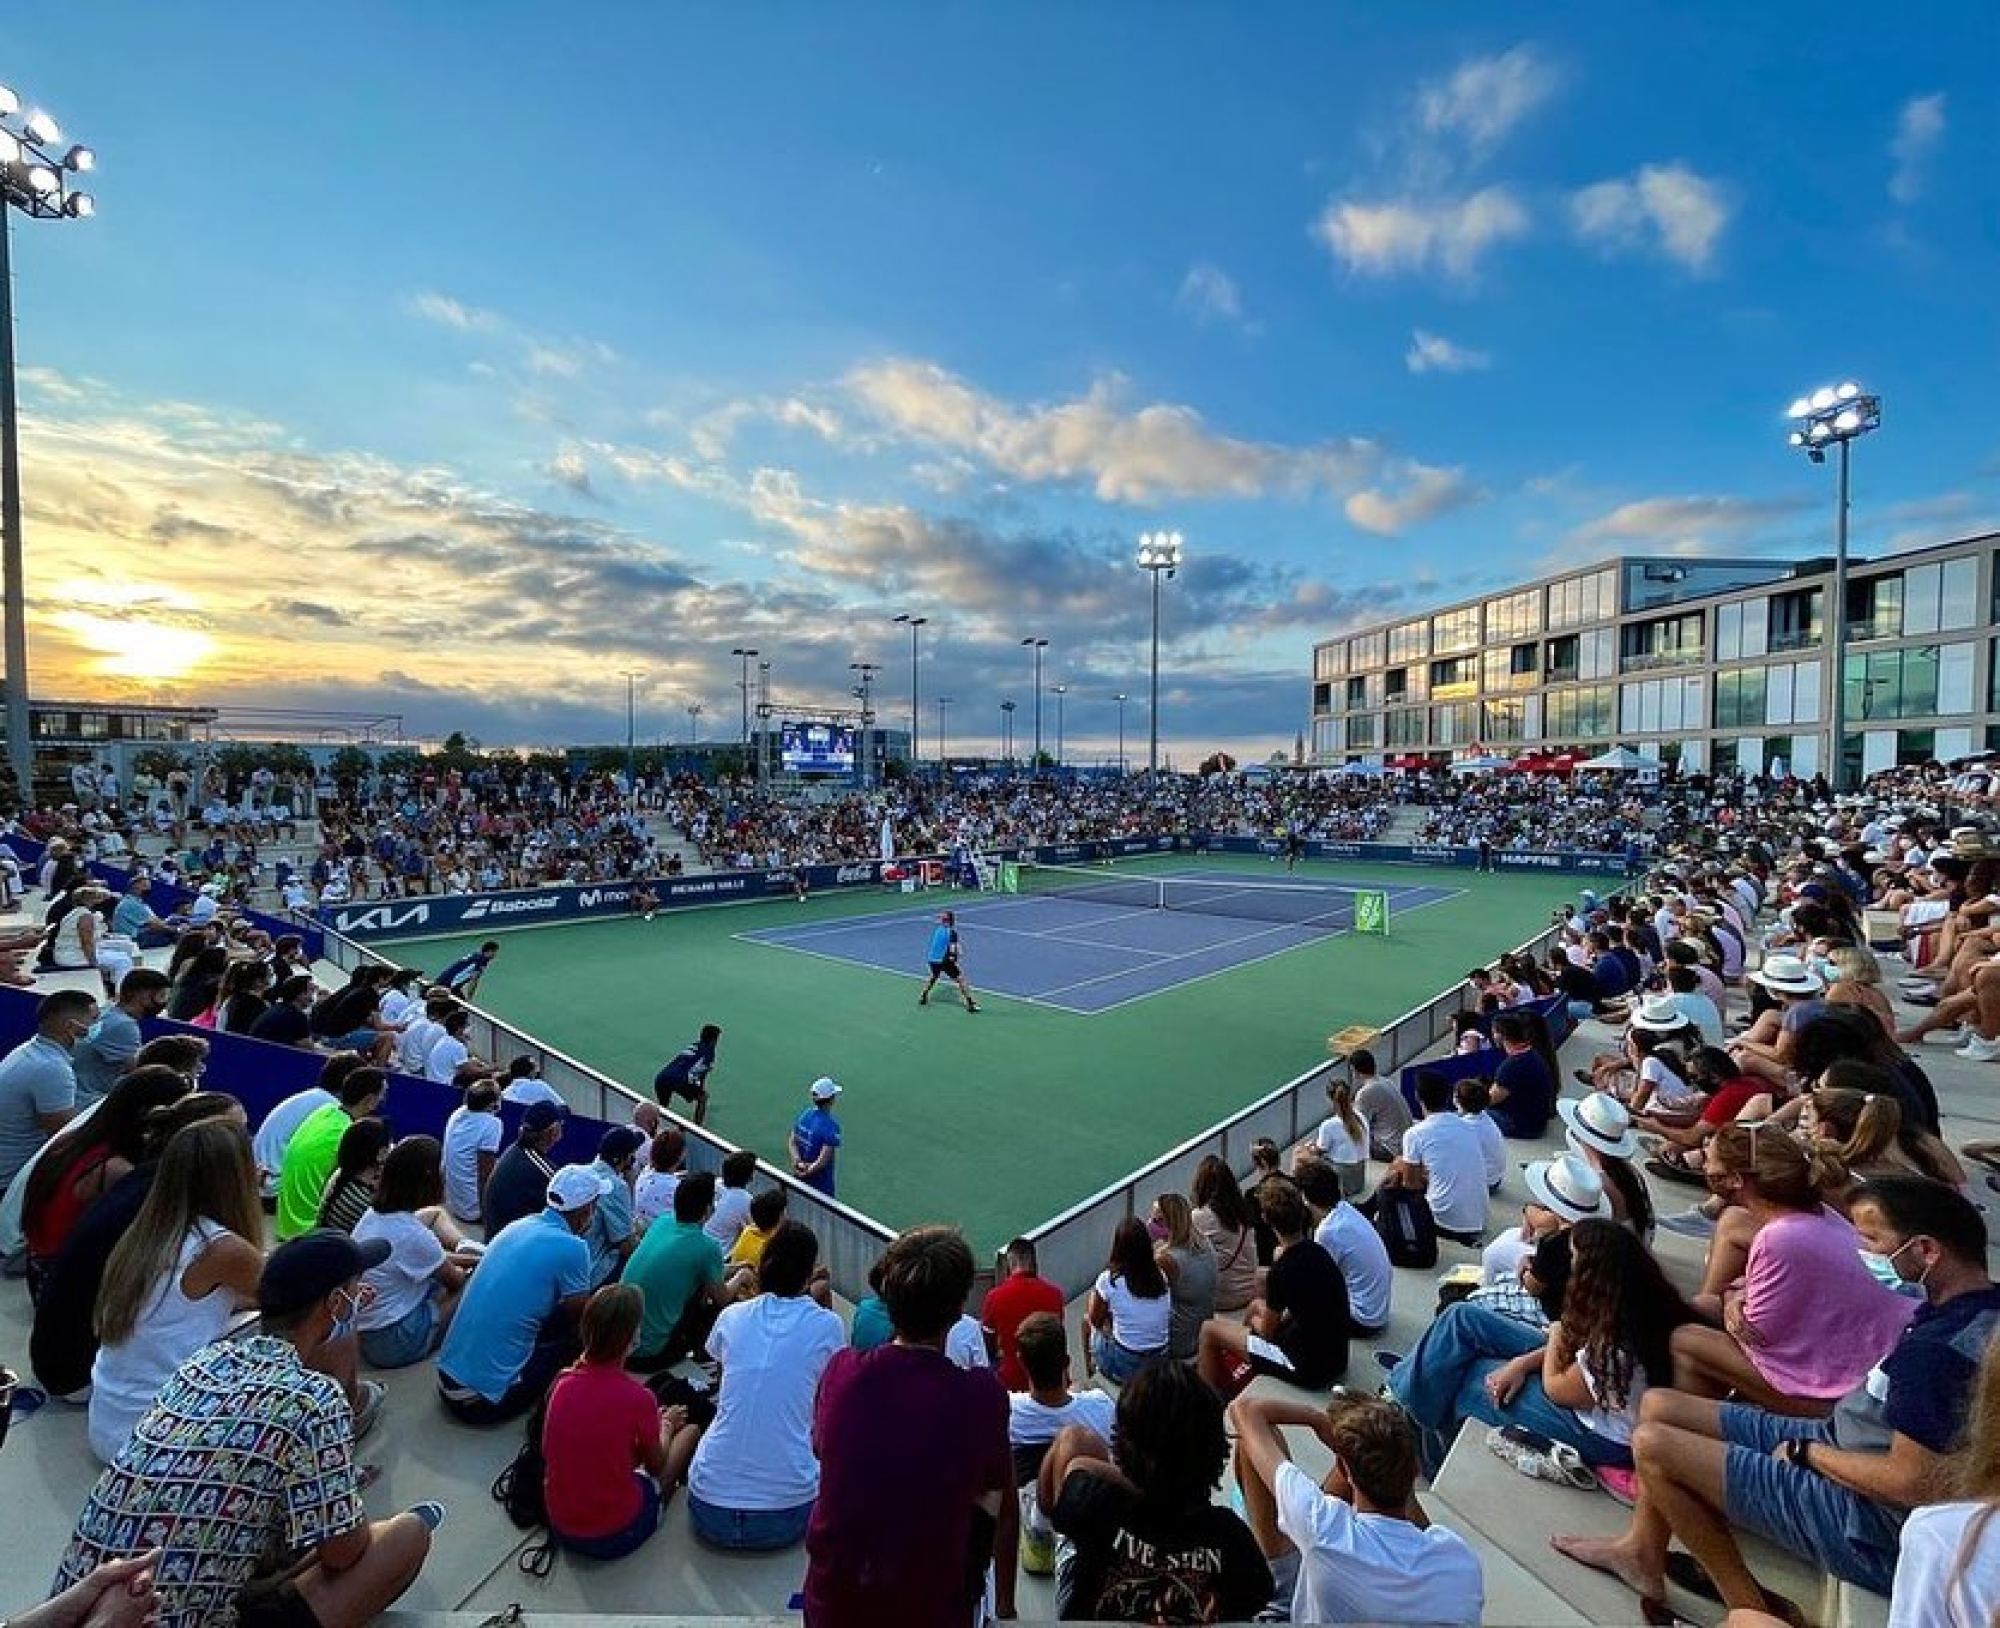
[723,932,1075,1013]
[737,897,1185,957]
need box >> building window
[1482,698,1526,742]
[1548,568,1616,630]
[1766,587,1823,653]
[1848,574,1903,642]
[1430,702,1480,745]
[1428,655,1477,698]
[1715,668,1769,728]
[1346,713,1378,749]
[1348,631,1385,671]
[1312,682,1332,714]
[1384,668,1408,702]
[1619,612,1704,671]
[1345,675,1368,710]
[1385,708,1426,747]
[1545,634,1579,682]
[1484,588,1542,643]
[1313,643,1346,681]
[1387,621,1430,664]
[1544,684,1614,741]
[1845,646,1941,721]
[1431,605,1481,655]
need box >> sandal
[1662,1552,1807,1626]
[1645,1157,1708,1188]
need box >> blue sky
[3,3,1996,759]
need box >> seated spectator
[1622,1020,1701,1121]
[1152,1191,1217,1365]
[440,1079,503,1225]
[1667,1124,1914,1415]
[306,964,396,1065]
[1348,1049,1412,1164]
[87,1117,272,1463]
[1888,1331,2000,1624]
[687,1220,843,1550]
[395,991,456,1076]
[1555,1178,2000,1617]
[213,958,273,1036]
[481,1100,566,1237]
[1661,962,1725,1046]
[1196,1177,1351,1393]
[1370,1069,1488,1246]
[1388,1219,1690,1478]
[1230,1389,1483,1626]
[422,1007,481,1085]
[71,970,170,1108]
[1081,1216,1171,1383]
[727,1184,788,1274]
[1190,1156,1259,1314]
[632,1126,685,1231]
[1488,1010,1556,1138]
[1309,1076,1368,1197]
[248,973,318,1048]
[1455,1078,1506,1191]
[1794,1074,1963,1190]
[804,1224,1015,1624]
[1727,955,1828,1087]
[1296,1157,1392,1338]
[51,1231,432,1628]
[315,1116,390,1235]
[1006,1311,1116,1574]
[274,1066,387,1241]
[1480,1149,1604,1291]
[543,1283,701,1560]
[848,1256,891,1352]
[982,1236,1066,1391]
[1556,1093,1654,1241]
[1636,1046,1764,1175]
[583,1124,644,1286]
[1469,1226,1574,1332]
[0,989,98,1203]
[498,1054,563,1108]
[1246,1137,1286,1265]
[353,1136,474,1369]
[437,1164,602,1423]
[1039,1360,1273,1622]
[705,1147,758,1251]
[620,1171,751,1370]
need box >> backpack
[1373,1184,1439,1270]
[490,1391,556,1577]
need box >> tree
[329,745,374,794]
[133,747,191,783]
[376,747,426,782]
[433,731,483,771]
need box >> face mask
[1873,1236,1935,1293]
[328,1288,360,1343]
[1811,958,1839,983]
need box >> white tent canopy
[1575,745,1658,772]
[1449,755,1514,775]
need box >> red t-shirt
[805,1343,1010,1626]
[982,1272,1065,1391]
[541,1361,659,1538]
[1700,1078,1767,1127]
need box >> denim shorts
[1090,1331,1166,1385]
[687,1492,814,1551]
[555,1475,662,1561]
[1719,1403,1902,1595]
[360,1293,440,1370]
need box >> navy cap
[259,1229,390,1317]
[599,1125,645,1162]
[522,1101,568,1132]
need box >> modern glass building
[1308,532,2000,782]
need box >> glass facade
[1431,605,1481,655]
[1484,588,1542,642]
[1544,685,1615,740]
[1846,646,1941,721]
[1766,587,1823,653]
[1548,569,1617,630]
[1387,621,1430,663]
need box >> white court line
[737,894,1177,954]
[731,933,1070,1013]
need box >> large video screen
[781,721,856,775]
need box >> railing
[318,923,898,1300]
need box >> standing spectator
[543,1284,701,1560]
[704,1147,757,1251]
[51,1231,433,1628]
[315,1117,391,1235]
[981,1237,1065,1392]
[71,971,169,1108]
[804,1224,1015,1625]
[0,989,96,1201]
[1230,1390,1483,1626]
[1152,1192,1218,1365]
[1039,1360,1272,1622]
[481,1100,567,1237]
[1190,1156,1259,1314]
[353,1136,473,1369]
[687,1221,844,1550]
[440,1080,503,1225]
[436,1164,602,1423]
[275,1067,387,1241]
[1348,1049,1413,1164]
[1196,1178,1351,1394]
[788,1076,842,1197]
[1081,1217,1171,1383]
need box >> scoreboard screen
[781,722,855,774]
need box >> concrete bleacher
[7,880,1987,1622]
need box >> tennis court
[388,852,1567,1247]
[735,866,1461,1013]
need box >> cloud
[1417,45,1560,157]
[1312,187,1530,280]
[405,291,500,333]
[1570,164,1730,272]
[688,397,846,462]
[844,359,1381,503]
[547,447,596,498]
[1888,93,1946,205]
[1176,262,1251,328]
[526,339,619,380]
[1343,462,1480,535]
[1566,493,1809,555]
[1405,329,1491,374]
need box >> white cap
[546,1164,613,1213]
[810,1076,842,1102]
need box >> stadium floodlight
[1785,379,1883,793]
[1114,692,1129,775]
[1021,637,1049,770]
[1136,530,1183,778]
[935,695,954,767]
[892,612,928,769]
[1,80,99,805]
[729,647,759,747]
[1052,683,1067,768]
[1000,698,1017,767]
[849,661,881,787]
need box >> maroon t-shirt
[982,1273,1066,1391]
[1700,1077,1768,1127]
[804,1342,1011,1626]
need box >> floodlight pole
[1115,693,1128,775]
[1022,637,1047,770]
[894,613,927,772]
[0,215,28,806]
[936,696,953,770]
[619,670,644,795]
[1053,684,1066,768]
[1136,532,1183,780]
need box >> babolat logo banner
[460,894,563,919]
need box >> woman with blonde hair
[87,1117,266,1462]
[1150,1191,1216,1364]
[1889,1332,2000,1623]
[1820,942,1896,1039]
[1669,1124,1914,1416]
[1798,1076,1963,1189]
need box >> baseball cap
[810,1076,842,1102]
[599,1124,645,1163]
[546,1164,614,1213]
[259,1230,391,1317]
[521,1101,568,1133]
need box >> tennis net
[1013,862,1367,932]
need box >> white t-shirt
[500,1077,564,1108]
[1401,1116,1489,1237]
[252,1088,335,1188]
[1890,1501,2000,1628]
[704,1185,753,1248]
[633,1168,680,1230]
[1275,1459,1484,1627]
[1009,1387,1116,1450]
[1313,1202,1393,1331]
[946,1314,990,1370]
[687,1294,845,1510]
[425,1034,470,1083]
[353,1208,447,1329]
[441,1105,503,1221]
[1640,1054,1698,1112]
[1315,1112,1366,1166]
[398,1018,443,1075]
[1093,1270,1170,1354]
[1463,1111,1506,1191]
[377,988,418,1029]
[1481,1228,1535,1287]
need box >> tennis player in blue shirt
[917,910,980,1012]
[790,1076,844,1197]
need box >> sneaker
[1657,1208,1718,1239]
[965,1003,980,1014]
[353,1380,387,1443]
[917,993,928,1006]
[1958,1033,2000,1062]
[409,1500,449,1533]
[1597,1465,1640,1505]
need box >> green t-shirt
[620,1219,722,1356]
[276,1103,350,1241]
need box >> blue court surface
[733,868,1463,1014]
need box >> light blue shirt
[438,1208,589,1402]
[584,1157,635,1287]
[0,1035,76,1196]
[928,924,955,963]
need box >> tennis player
[1282,827,1306,871]
[653,1022,722,1126]
[918,910,980,1013]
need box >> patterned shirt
[52,1335,361,1628]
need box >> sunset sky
[3,4,1996,761]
